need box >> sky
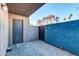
[30,3,79,26]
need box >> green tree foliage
[68,13,73,19]
[55,16,60,22]
[63,17,66,20]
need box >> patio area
[6,40,74,56]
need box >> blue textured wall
[45,20,79,55]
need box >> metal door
[13,19,23,44]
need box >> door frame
[12,19,23,44]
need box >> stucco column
[0,3,8,56]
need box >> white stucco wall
[27,25,39,41]
[0,3,8,56]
